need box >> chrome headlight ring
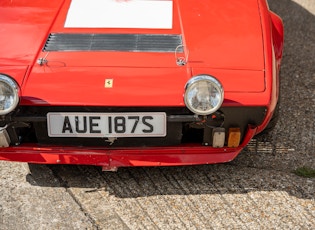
[0,74,20,115]
[184,75,224,115]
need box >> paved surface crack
[49,166,101,230]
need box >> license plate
[47,112,166,137]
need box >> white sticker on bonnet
[64,0,173,29]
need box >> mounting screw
[176,58,186,66]
[37,58,48,66]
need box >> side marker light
[212,128,225,148]
[228,128,241,148]
[0,129,10,147]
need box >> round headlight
[0,74,20,115]
[184,75,224,115]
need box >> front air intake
[43,33,183,53]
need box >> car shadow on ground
[26,163,314,200]
[26,0,314,200]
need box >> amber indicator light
[228,128,241,148]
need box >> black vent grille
[43,33,183,52]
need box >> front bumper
[0,126,256,169]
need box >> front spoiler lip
[0,126,257,168]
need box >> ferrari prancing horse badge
[105,79,113,88]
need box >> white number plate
[47,112,166,137]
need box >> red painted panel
[0,66,28,86]
[176,0,265,70]
[21,66,265,106]
[0,0,65,65]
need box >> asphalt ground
[0,0,314,229]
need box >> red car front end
[0,0,283,170]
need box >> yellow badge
[105,79,113,88]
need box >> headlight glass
[184,75,224,115]
[0,75,20,115]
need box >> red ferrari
[0,0,283,170]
